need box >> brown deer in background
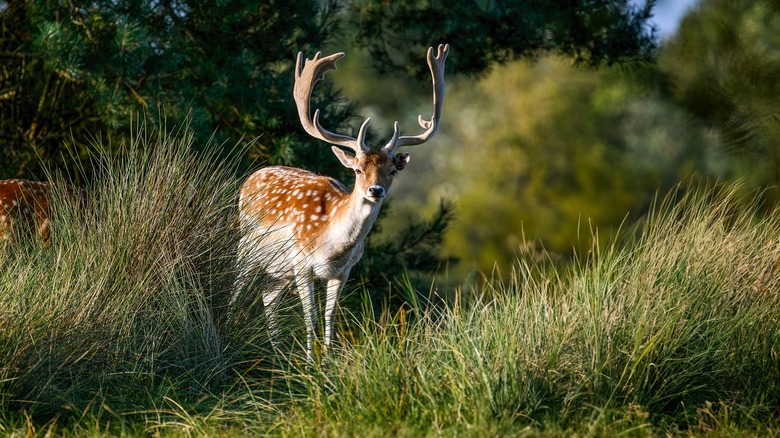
[0,179,57,244]
[233,44,449,360]
[0,179,89,245]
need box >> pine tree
[0,0,344,179]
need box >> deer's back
[239,166,350,244]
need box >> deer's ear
[393,152,411,171]
[332,146,357,169]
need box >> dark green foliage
[0,1,660,180]
[0,0,346,180]
[348,0,658,78]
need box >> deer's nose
[367,186,385,198]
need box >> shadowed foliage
[349,0,658,78]
[0,0,344,179]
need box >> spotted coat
[239,166,351,248]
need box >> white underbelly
[241,221,301,278]
[239,215,367,281]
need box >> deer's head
[330,146,409,203]
[293,44,449,203]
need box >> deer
[233,44,449,361]
[0,179,89,245]
[0,179,58,244]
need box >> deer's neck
[325,190,382,250]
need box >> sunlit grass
[1,127,779,435]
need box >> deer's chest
[311,239,365,279]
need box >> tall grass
[0,124,268,421]
[1,125,779,435]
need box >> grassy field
[1,130,780,436]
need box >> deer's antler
[294,51,371,155]
[383,44,449,154]
[294,44,449,156]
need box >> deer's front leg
[324,270,349,352]
[296,272,317,361]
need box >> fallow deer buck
[233,44,449,360]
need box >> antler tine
[294,51,370,154]
[384,44,449,153]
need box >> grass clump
[0,123,265,423]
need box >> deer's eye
[355,169,363,175]
[389,169,398,177]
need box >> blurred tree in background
[346,0,780,280]
[438,58,725,275]
[1,0,658,180]
[659,0,780,190]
